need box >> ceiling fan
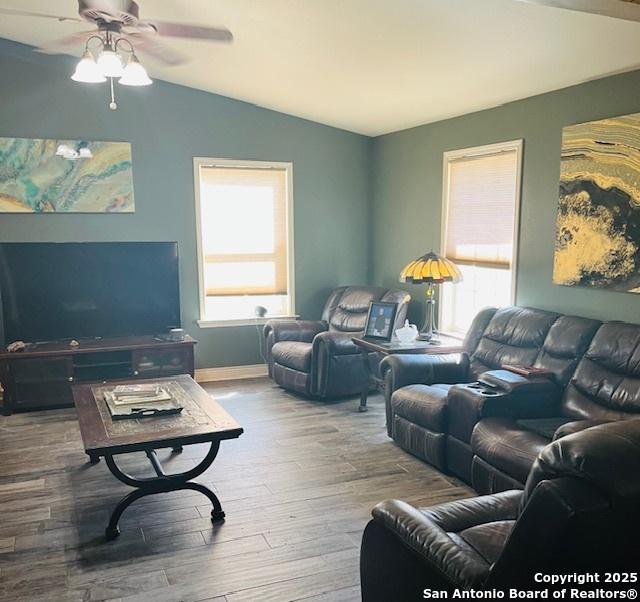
[0,0,233,109]
[513,0,640,23]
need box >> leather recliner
[360,419,640,601]
[263,286,410,399]
[469,320,640,493]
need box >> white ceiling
[2,0,640,135]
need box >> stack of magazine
[104,383,183,420]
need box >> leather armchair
[360,420,640,601]
[264,286,410,399]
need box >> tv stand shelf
[0,335,196,415]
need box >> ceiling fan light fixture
[118,53,152,86]
[70,49,106,83]
[96,45,124,78]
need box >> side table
[351,335,464,412]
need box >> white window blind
[441,143,521,335]
[199,166,289,297]
[445,150,519,268]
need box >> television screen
[0,242,181,343]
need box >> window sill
[197,315,299,329]
[438,330,465,341]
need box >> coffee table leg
[359,348,370,412]
[105,488,148,540]
[103,441,224,540]
[88,452,100,465]
[181,482,225,522]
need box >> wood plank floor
[0,378,472,602]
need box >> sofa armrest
[263,320,327,365]
[369,498,500,588]
[311,331,371,398]
[381,353,469,392]
[553,419,611,441]
[420,489,522,532]
[312,331,362,356]
[448,380,562,444]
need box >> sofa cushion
[453,520,515,565]
[271,341,313,372]
[391,384,452,432]
[515,417,572,440]
[472,418,550,485]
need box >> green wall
[372,70,640,325]
[3,37,640,369]
[0,39,372,369]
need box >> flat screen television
[0,242,181,344]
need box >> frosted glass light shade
[119,54,152,86]
[71,51,106,83]
[96,47,124,77]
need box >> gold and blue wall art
[553,112,640,294]
[0,137,134,213]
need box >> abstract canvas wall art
[0,137,134,213]
[553,113,640,294]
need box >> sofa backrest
[560,321,640,421]
[321,286,410,333]
[462,306,497,356]
[533,315,602,387]
[468,306,559,379]
[488,420,640,581]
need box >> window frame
[439,139,523,333]
[193,157,296,328]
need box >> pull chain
[109,77,117,110]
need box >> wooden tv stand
[0,335,196,415]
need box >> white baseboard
[195,363,268,383]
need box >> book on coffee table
[104,383,182,420]
[113,383,161,395]
[104,390,183,420]
[110,383,172,406]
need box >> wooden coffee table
[72,374,243,540]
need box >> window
[440,141,522,335]
[194,158,294,325]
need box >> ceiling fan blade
[35,32,97,55]
[514,0,640,22]
[140,20,233,42]
[127,34,187,66]
[0,7,81,22]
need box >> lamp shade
[399,251,462,284]
[96,47,124,78]
[119,54,152,86]
[71,50,106,83]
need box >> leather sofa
[382,306,602,480]
[263,286,410,398]
[470,320,640,493]
[360,419,640,600]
